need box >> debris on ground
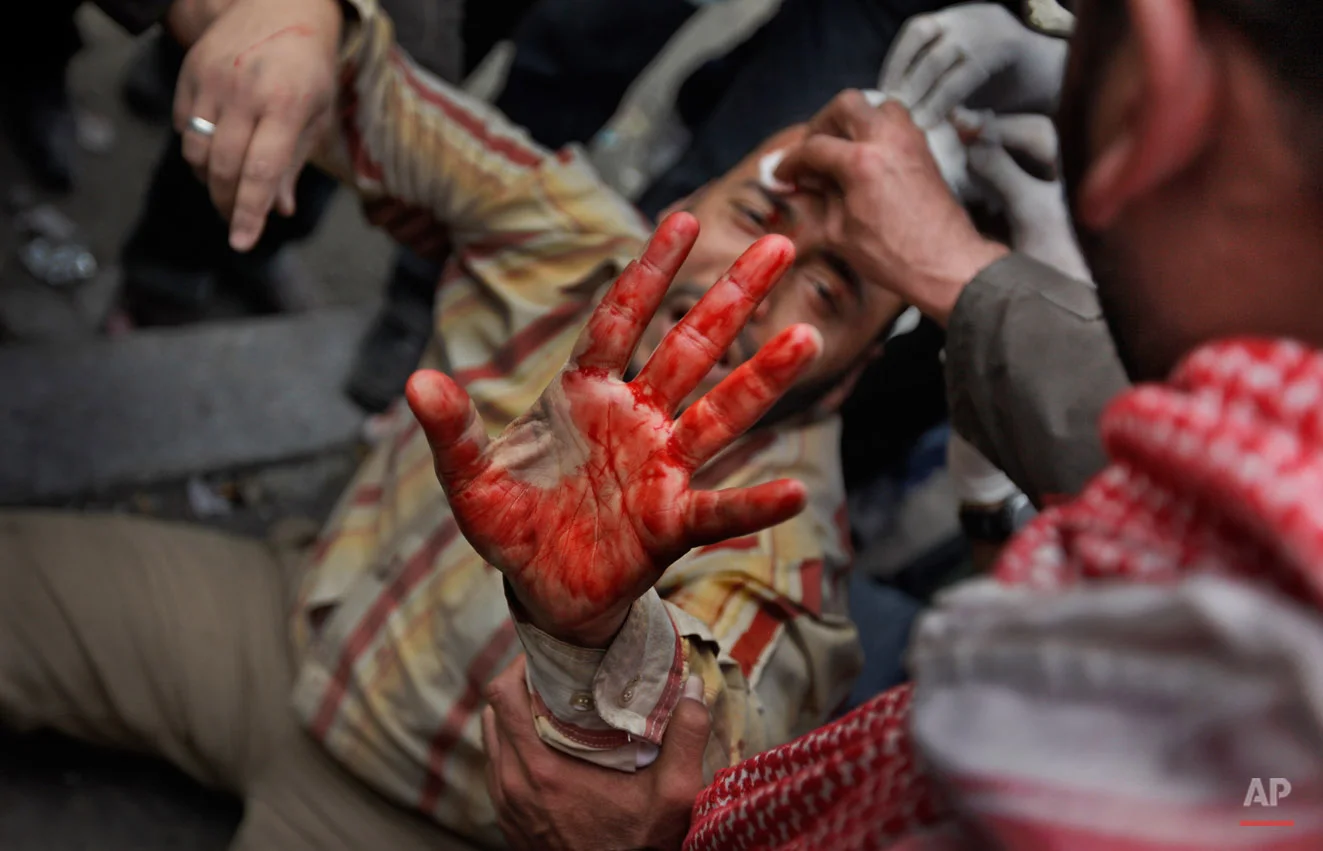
[10,200,98,288]
[185,476,234,518]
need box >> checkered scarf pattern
[687,338,1323,850]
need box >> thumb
[656,677,712,774]
[966,141,1038,207]
[984,114,1059,173]
[774,134,853,192]
[406,370,491,492]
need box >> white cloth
[910,576,1323,845]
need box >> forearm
[317,0,604,241]
[946,252,1129,504]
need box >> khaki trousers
[0,511,482,851]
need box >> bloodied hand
[406,213,822,647]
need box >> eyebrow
[742,181,799,231]
[819,251,865,307]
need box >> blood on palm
[426,219,815,640]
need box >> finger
[949,106,990,144]
[405,369,491,492]
[891,38,963,117]
[670,324,822,469]
[878,14,942,93]
[967,141,1032,202]
[482,706,505,808]
[633,236,795,413]
[774,134,855,189]
[275,113,329,219]
[275,172,297,218]
[983,114,1060,168]
[178,93,218,173]
[804,89,876,142]
[909,60,991,129]
[684,479,807,549]
[485,656,532,726]
[206,109,258,222]
[487,666,552,755]
[229,115,304,251]
[571,212,700,375]
[655,691,712,775]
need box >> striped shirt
[291,1,862,844]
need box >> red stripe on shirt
[729,605,789,680]
[339,65,384,183]
[353,485,384,506]
[452,299,587,387]
[388,51,541,168]
[799,558,824,616]
[834,502,854,557]
[310,520,459,738]
[418,619,520,811]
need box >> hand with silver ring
[170,0,343,252]
[187,116,217,137]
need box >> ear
[816,342,884,414]
[1078,0,1218,230]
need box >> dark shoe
[4,75,78,192]
[119,261,218,326]
[345,297,435,413]
[225,247,328,314]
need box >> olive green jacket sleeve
[945,252,1130,504]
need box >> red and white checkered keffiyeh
[687,338,1323,851]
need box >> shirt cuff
[512,588,688,771]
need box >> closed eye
[733,200,769,232]
[810,277,842,317]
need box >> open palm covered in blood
[405,213,822,647]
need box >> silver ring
[187,116,217,137]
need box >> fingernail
[230,227,256,253]
[683,674,705,706]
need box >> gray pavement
[0,307,371,503]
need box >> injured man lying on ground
[0,0,1011,848]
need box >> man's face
[628,128,905,417]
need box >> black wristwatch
[959,493,1036,543]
